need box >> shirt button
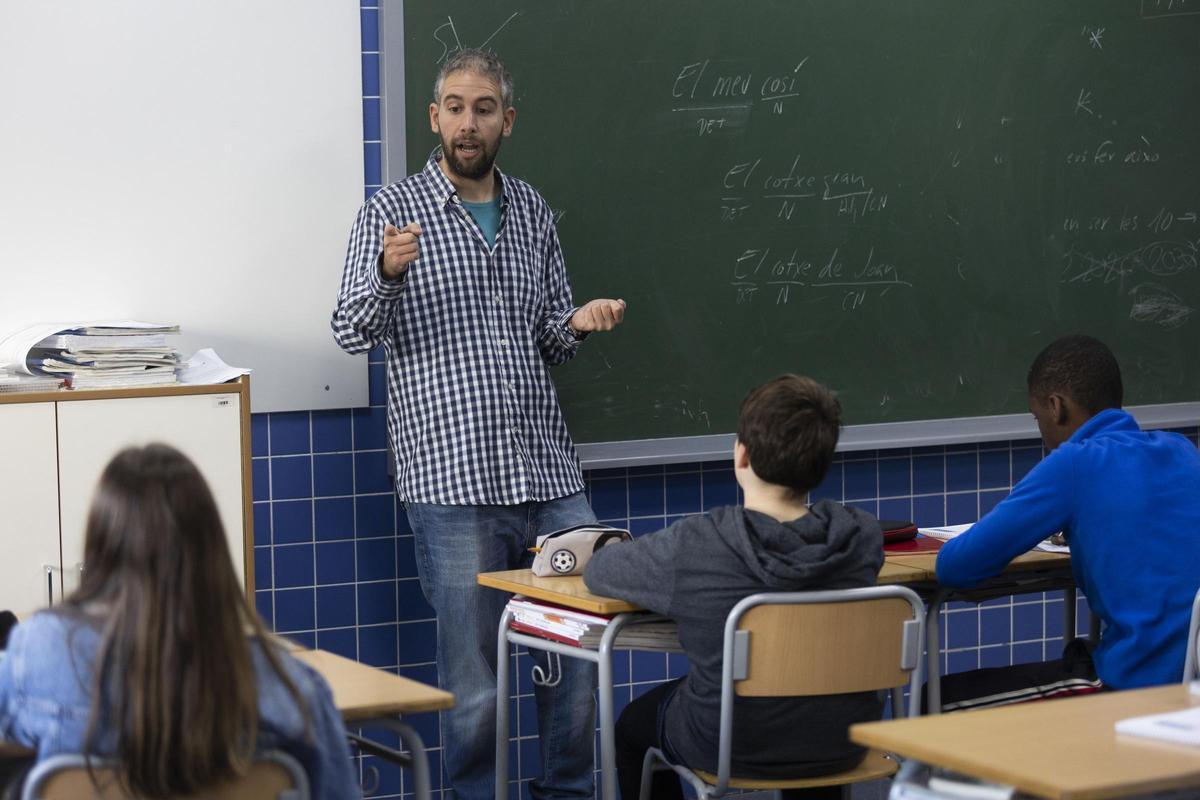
[508,381,516,391]
[499,339,509,348]
[494,294,503,304]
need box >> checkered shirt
[331,152,586,505]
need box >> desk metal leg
[392,721,432,800]
[494,612,638,800]
[889,687,905,720]
[347,719,434,800]
[595,617,636,800]
[925,589,948,714]
[1065,587,1077,642]
[495,609,513,800]
[597,636,617,800]
[382,720,432,800]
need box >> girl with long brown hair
[0,444,358,797]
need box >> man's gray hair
[433,48,514,108]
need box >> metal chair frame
[639,585,927,799]
[1182,586,1200,682]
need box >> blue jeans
[406,493,599,800]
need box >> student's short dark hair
[736,375,841,496]
[1027,334,1123,413]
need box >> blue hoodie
[937,408,1200,689]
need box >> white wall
[0,0,367,412]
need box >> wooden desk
[478,560,932,609]
[886,549,1070,581]
[481,570,672,800]
[293,649,453,800]
[877,559,936,585]
[890,549,1076,713]
[851,684,1200,799]
[478,552,1065,609]
[480,550,1074,799]
[482,560,929,800]
[477,569,640,614]
[293,648,453,719]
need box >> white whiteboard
[0,0,366,413]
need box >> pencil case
[531,524,631,577]
[879,520,918,544]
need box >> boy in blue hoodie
[937,335,1200,707]
[584,374,884,800]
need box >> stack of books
[506,597,683,651]
[0,365,63,393]
[29,323,182,389]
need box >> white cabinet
[0,381,253,612]
[0,402,61,610]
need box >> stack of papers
[918,524,975,541]
[177,348,251,385]
[0,323,250,389]
[580,619,683,651]
[0,365,63,393]
[918,524,1069,553]
[506,597,683,651]
[28,321,181,389]
[1115,691,1200,746]
[508,597,612,646]
[892,769,1016,799]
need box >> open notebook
[919,524,1069,553]
[1114,684,1200,745]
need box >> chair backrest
[713,586,926,793]
[1183,586,1200,682]
[20,750,309,800]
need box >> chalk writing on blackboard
[1140,0,1200,19]
[1129,283,1194,328]
[731,246,912,308]
[1082,26,1106,48]
[431,12,521,64]
[719,159,888,224]
[1065,137,1161,166]
[670,58,810,134]
[1061,207,1198,235]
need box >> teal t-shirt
[462,197,502,247]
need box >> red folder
[884,535,944,553]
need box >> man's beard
[442,133,502,181]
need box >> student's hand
[570,299,626,333]
[380,223,422,280]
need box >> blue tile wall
[242,5,1200,796]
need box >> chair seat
[20,751,307,800]
[692,749,899,789]
[34,765,295,799]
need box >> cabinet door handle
[69,563,85,596]
[44,565,63,606]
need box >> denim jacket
[0,612,360,798]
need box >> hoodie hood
[709,500,884,589]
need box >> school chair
[638,585,926,800]
[19,750,309,800]
[1182,586,1200,682]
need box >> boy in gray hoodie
[584,374,884,800]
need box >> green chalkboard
[403,0,1200,445]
